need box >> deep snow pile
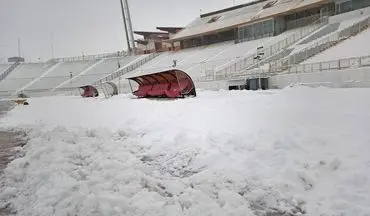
[0,87,370,216]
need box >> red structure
[128,69,196,98]
[79,85,99,97]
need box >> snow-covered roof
[170,0,331,41]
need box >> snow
[305,27,370,64]
[1,87,370,216]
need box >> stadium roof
[156,27,184,33]
[168,0,331,41]
[135,39,149,45]
[134,31,169,36]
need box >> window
[208,16,221,23]
[340,1,352,13]
[254,22,262,37]
[244,26,252,39]
[238,28,243,41]
[263,0,278,9]
[237,19,274,42]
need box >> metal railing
[286,14,322,30]
[198,54,370,83]
[198,15,370,82]
[0,61,21,82]
[210,16,329,78]
[93,52,160,85]
[53,51,128,62]
[281,55,370,75]
[269,16,370,73]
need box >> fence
[286,11,333,30]
[286,14,322,30]
[53,51,128,62]
[281,55,370,75]
[209,16,329,78]
[93,52,160,85]
[0,61,20,82]
[269,16,370,72]
[199,53,370,83]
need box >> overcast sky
[0,0,251,62]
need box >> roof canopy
[79,85,99,98]
[134,31,169,36]
[156,27,184,33]
[128,69,197,98]
[127,69,191,85]
[169,0,330,41]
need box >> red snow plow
[128,69,196,98]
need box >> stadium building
[1,0,370,97]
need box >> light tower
[119,0,136,55]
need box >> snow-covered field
[0,87,370,216]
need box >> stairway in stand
[0,61,21,82]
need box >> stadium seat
[147,83,170,96]
[133,85,152,97]
[165,80,189,98]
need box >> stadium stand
[0,64,11,76]
[298,23,341,44]
[1,0,370,97]
[0,62,55,93]
[25,60,97,91]
[110,23,324,84]
[305,28,370,63]
[58,55,145,89]
[267,14,370,72]
[0,62,21,83]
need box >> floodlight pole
[17,38,21,57]
[50,31,55,59]
[0,45,4,63]
[119,0,136,55]
[120,0,131,54]
[123,0,136,53]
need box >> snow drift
[0,87,370,216]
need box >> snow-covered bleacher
[121,42,232,78]
[276,15,370,68]
[108,21,331,87]
[291,14,370,56]
[119,40,272,81]
[2,1,370,96]
[58,55,143,89]
[300,8,370,63]
[26,60,97,90]
[0,64,11,75]
[0,53,150,97]
[298,23,341,44]
[0,63,54,92]
[305,28,370,63]
[199,20,326,80]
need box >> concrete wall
[270,67,370,88]
[195,80,229,90]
